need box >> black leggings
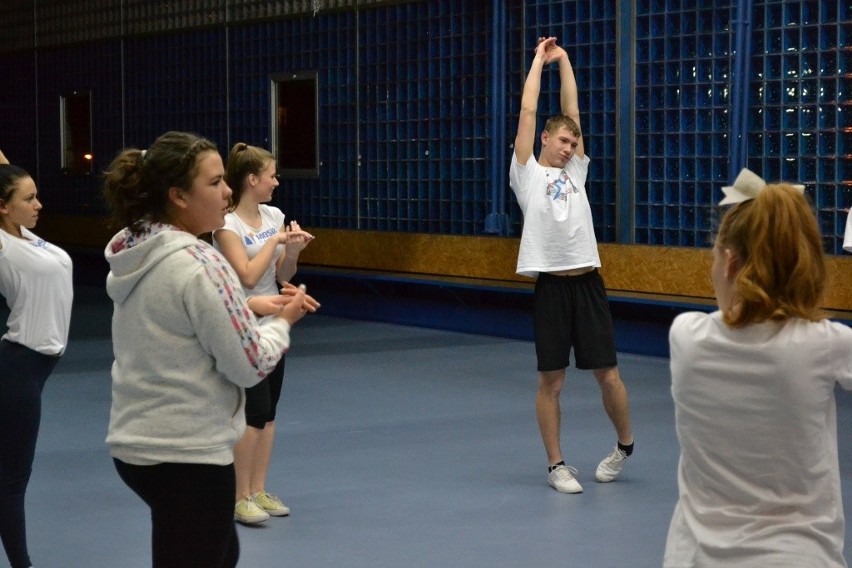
[0,339,60,568]
[114,459,240,568]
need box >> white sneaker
[595,447,628,482]
[547,464,583,493]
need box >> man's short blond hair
[544,115,581,138]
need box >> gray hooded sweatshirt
[104,222,291,466]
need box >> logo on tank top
[243,227,279,246]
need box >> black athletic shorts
[533,269,617,371]
[244,355,285,429]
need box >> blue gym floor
[13,286,852,567]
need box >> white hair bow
[719,168,805,205]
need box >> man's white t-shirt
[509,152,600,278]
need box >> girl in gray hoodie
[102,131,317,568]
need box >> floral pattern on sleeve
[185,241,279,379]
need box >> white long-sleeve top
[666,311,852,567]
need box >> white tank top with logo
[214,204,286,297]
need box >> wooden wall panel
[37,216,852,314]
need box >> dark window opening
[60,91,93,175]
[271,72,318,178]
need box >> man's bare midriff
[546,267,596,277]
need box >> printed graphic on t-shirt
[243,226,279,246]
[544,168,578,222]
[545,168,578,202]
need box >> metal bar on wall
[485,0,509,235]
[616,0,634,243]
[728,0,754,180]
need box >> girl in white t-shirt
[0,160,73,568]
[213,143,313,524]
[666,169,852,567]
